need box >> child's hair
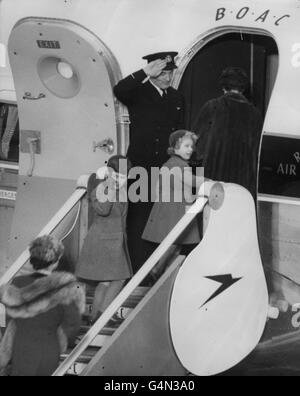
[29,235,64,271]
[107,155,132,176]
[167,130,198,156]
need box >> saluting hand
[144,59,167,78]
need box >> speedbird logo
[200,275,243,309]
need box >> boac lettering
[255,10,270,23]
[215,7,291,26]
[236,7,250,20]
[216,8,226,21]
[275,15,290,26]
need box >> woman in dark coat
[193,67,263,198]
[76,155,133,324]
[0,235,85,376]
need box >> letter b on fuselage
[216,8,226,21]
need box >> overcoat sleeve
[60,302,82,346]
[178,96,186,130]
[193,100,216,162]
[90,187,113,217]
[113,69,148,105]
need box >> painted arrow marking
[200,275,243,309]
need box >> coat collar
[223,92,249,104]
[0,271,85,319]
[145,80,171,101]
[170,154,190,166]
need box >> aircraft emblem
[200,274,243,308]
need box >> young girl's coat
[76,182,132,281]
[143,155,201,245]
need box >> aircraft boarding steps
[58,255,188,376]
[0,178,273,376]
[62,286,151,376]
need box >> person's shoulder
[168,87,184,99]
[164,155,187,168]
[201,97,220,109]
[12,274,36,288]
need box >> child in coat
[142,130,205,280]
[76,155,133,324]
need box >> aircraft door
[6,17,122,266]
[8,17,121,180]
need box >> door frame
[172,26,277,90]
[172,25,279,202]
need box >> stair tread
[86,286,150,301]
[61,346,99,364]
[59,286,151,373]
[79,324,116,336]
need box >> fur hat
[219,66,248,92]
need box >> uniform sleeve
[192,101,215,162]
[60,302,82,347]
[113,69,148,105]
[90,186,113,217]
[177,94,186,130]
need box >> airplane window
[0,43,6,68]
[0,103,19,163]
[57,61,74,79]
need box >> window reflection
[0,103,19,163]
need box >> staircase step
[76,331,110,348]
[60,286,151,375]
[84,306,133,320]
[61,346,99,376]
[86,286,150,309]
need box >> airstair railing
[0,175,89,287]
[53,181,224,376]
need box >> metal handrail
[0,162,19,171]
[53,194,210,376]
[0,187,87,287]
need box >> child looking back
[142,130,204,279]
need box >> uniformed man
[114,52,185,272]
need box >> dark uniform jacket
[114,69,185,169]
[194,92,263,197]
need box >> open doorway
[176,31,278,199]
[177,32,278,129]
